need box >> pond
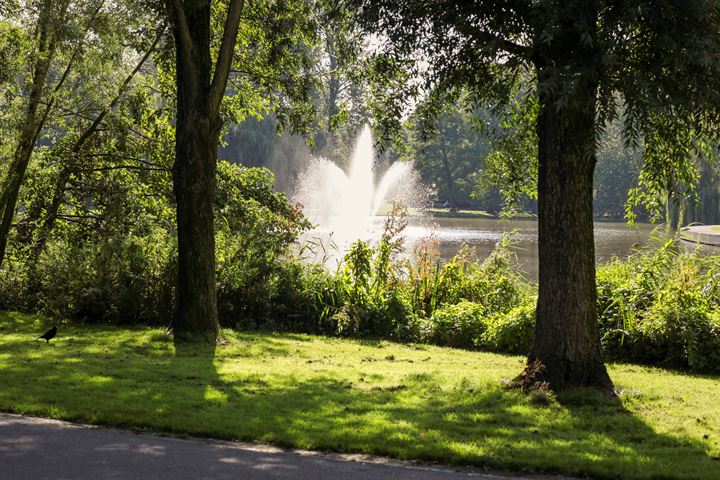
[402,217,657,281]
[303,215,660,281]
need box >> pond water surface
[303,215,660,281]
[399,217,657,281]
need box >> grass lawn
[1,310,718,479]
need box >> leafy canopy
[352,0,720,194]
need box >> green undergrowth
[1,311,718,480]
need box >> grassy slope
[1,311,718,480]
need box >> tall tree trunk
[530,91,612,392]
[519,5,614,392]
[520,73,613,393]
[170,1,218,341]
[166,0,243,341]
[173,125,219,340]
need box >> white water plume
[293,125,424,265]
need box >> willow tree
[352,0,720,392]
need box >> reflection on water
[403,217,656,281]
[301,215,659,281]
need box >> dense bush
[0,226,177,325]
[481,302,536,354]
[323,217,416,339]
[36,230,176,324]
[596,240,720,373]
[427,301,487,348]
[0,163,311,327]
[317,233,720,371]
[416,299,535,354]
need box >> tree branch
[30,0,105,149]
[165,0,195,71]
[210,0,245,119]
[473,30,529,59]
[79,165,170,173]
[71,27,164,156]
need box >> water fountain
[293,125,423,265]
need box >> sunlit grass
[1,310,718,479]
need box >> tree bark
[521,83,613,393]
[518,74,614,393]
[518,4,614,393]
[169,0,218,341]
[166,0,243,341]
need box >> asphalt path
[0,413,570,480]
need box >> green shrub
[407,237,532,319]
[215,164,312,328]
[633,284,720,372]
[32,229,175,324]
[290,263,344,334]
[481,302,535,354]
[397,313,432,343]
[427,301,487,348]
[596,241,720,373]
[454,241,530,314]
[688,312,720,372]
[596,257,642,359]
[0,163,311,329]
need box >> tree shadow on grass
[0,315,718,480]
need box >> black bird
[35,326,57,343]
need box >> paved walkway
[0,413,569,480]
[680,225,720,246]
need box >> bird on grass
[35,326,57,343]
